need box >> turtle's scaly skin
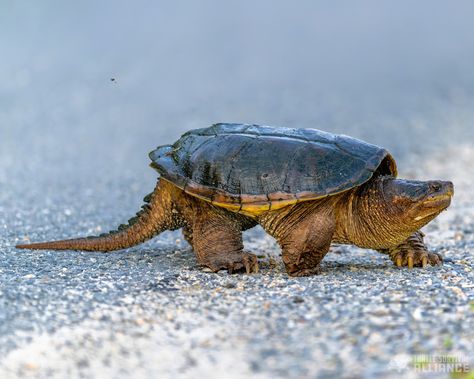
[16,124,454,276]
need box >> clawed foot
[205,252,259,274]
[287,266,322,277]
[388,232,443,269]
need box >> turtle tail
[16,180,178,252]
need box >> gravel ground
[2,3,474,378]
[1,131,473,379]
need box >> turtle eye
[430,182,441,192]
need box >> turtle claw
[244,258,259,274]
[242,252,259,274]
[288,266,322,277]
[421,256,428,268]
[244,260,258,274]
[430,252,443,266]
[396,256,402,267]
[388,231,442,269]
[407,255,414,269]
[207,252,259,274]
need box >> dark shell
[149,123,397,215]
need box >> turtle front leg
[385,231,443,268]
[191,206,259,274]
[280,222,334,277]
[259,202,335,277]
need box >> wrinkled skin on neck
[334,176,454,249]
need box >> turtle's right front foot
[388,231,443,269]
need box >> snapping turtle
[17,123,454,276]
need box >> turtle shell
[149,123,397,216]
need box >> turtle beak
[422,180,453,206]
[414,181,454,220]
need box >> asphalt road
[1,120,473,379]
[1,2,474,378]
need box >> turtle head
[345,176,454,250]
[380,177,454,228]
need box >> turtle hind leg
[182,217,256,252]
[191,206,259,274]
[385,231,443,268]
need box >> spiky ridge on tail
[16,180,175,252]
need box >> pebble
[1,111,473,379]
[292,296,305,304]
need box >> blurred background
[1,3,473,376]
[1,0,474,201]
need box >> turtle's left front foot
[388,231,443,269]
